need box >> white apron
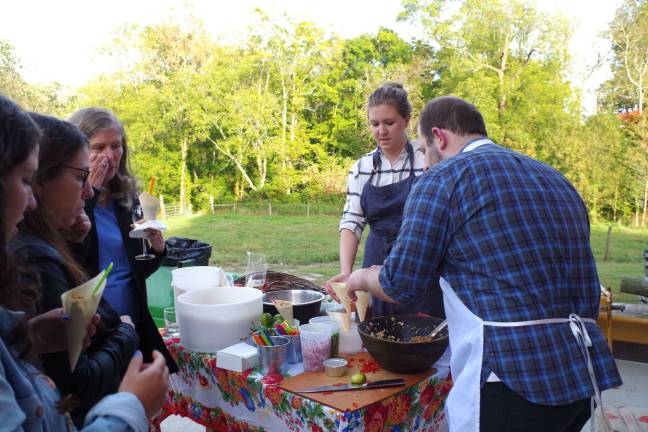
[440,139,610,432]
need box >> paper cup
[355,292,370,321]
[61,269,108,371]
[330,282,352,315]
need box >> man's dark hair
[419,96,487,146]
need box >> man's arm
[346,174,451,304]
[346,265,399,303]
[380,175,451,303]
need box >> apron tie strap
[484,314,611,432]
[568,314,611,432]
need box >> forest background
[3,0,648,226]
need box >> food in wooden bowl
[358,315,449,374]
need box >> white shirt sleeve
[339,157,368,240]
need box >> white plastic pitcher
[171,266,229,303]
[176,287,262,352]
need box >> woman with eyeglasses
[68,107,177,376]
[8,112,143,427]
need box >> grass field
[165,214,648,304]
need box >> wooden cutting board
[280,352,435,412]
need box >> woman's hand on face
[324,273,350,303]
[29,310,99,354]
[88,152,111,189]
[119,350,169,419]
[60,210,92,243]
[145,229,165,255]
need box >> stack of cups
[309,317,340,358]
[299,324,332,372]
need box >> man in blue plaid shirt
[346,96,621,432]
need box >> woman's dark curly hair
[0,94,41,356]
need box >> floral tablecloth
[156,332,452,432]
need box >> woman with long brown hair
[9,111,144,427]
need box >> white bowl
[176,287,262,352]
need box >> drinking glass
[245,252,267,288]
[164,307,180,337]
[132,205,155,261]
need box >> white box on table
[216,342,258,372]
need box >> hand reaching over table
[325,272,350,302]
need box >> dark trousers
[480,382,591,432]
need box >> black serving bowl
[262,289,325,324]
[358,314,449,374]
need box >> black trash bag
[162,237,212,267]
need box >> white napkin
[129,220,167,239]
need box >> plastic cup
[339,322,362,354]
[256,335,290,374]
[309,317,340,358]
[299,323,332,372]
[164,307,180,337]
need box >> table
[156,331,452,431]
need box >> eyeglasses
[59,165,91,188]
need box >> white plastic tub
[171,266,228,302]
[176,287,262,352]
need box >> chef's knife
[296,379,406,393]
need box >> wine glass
[132,204,155,261]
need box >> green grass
[165,215,648,303]
[165,213,364,283]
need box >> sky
[0,0,621,113]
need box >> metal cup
[285,334,302,364]
[256,336,289,374]
[284,319,302,364]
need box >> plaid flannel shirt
[380,142,622,405]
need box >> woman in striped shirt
[326,83,444,319]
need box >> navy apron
[360,142,445,318]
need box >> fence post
[188,203,193,215]
[603,226,612,261]
[233,203,237,213]
[307,200,310,217]
[268,201,272,216]
[159,195,166,219]
[209,195,214,215]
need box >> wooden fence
[158,195,343,218]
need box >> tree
[399,0,576,155]
[604,0,648,113]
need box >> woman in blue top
[0,94,169,431]
[69,108,177,374]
